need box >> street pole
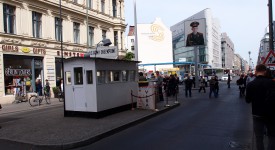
[86,0,89,50]
[134,0,138,61]
[248,51,251,71]
[59,0,66,116]
[268,0,274,51]
[194,46,199,88]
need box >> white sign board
[85,46,118,59]
[179,58,186,62]
[137,87,155,110]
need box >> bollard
[154,91,159,111]
[174,87,179,104]
[165,88,170,107]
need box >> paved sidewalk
[0,97,180,150]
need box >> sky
[124,0,275,66]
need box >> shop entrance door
[72,66,86,111]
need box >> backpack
[264,88,275,118]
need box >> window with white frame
[129,70,136,81]
[88,26,94,47]
[32,11,42,38]
[101,0,105,13]
[122,70,128,82]
[114,31,118,46]
[97,71,106,84]
[55,17,63,41]
[102,30,107,40]
[112,0,117,17]
[3,4,16,34]
[108,71,120,82]
[87,0,92,9]
[73,22,80,44]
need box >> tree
[123,52,135,61]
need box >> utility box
[63,58,139,118]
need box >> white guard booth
[63,58,139,118]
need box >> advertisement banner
[184,19,206,47]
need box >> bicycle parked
[29,87,51,106]
[58,91,64,102]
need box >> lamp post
[268,0,274,51]
[59,0,65,116]
[248,51,251,71]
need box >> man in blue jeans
[246,64,275,150]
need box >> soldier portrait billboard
[184,19,206,47]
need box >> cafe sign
[5,68,32,76]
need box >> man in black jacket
[246,64,275,150]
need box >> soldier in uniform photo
[186,21,205,46]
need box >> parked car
[221,74,232,81]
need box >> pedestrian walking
[227,74,231,88]
[245,64,275,150]
[209,76,217,98]
[215,76,219,95]
[156,71,164,101]
[198,76,206,93]
[36,79,42,96]
[237,75,245,97]
[168,74,177,97]
[246,73,255,85]
[184,75,193,97]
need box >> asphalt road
[76,81,253,150]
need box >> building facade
[233,53,242,75]
[170,8,221,75]
[257,27,270,64]
[125,26,135,57]
[125,18,173,72]
[0,0,126,103]
[221,33,234,70]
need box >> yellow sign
[21,47,30,53]
[150,24,164,42]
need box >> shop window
[97,70,106,84]
[122,70,128,82]
[108,71,120,82]
[74,67,83,85]
[3,56,44,95]
[65,71,71,85]
[129,70,136,81]
[3,4,16,34]
[86,70,93,84]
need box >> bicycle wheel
[58,92,64,102]
[45,94,51,104]
[29,96,39,106]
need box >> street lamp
[268,0,274,51]
[59,0,66,116]
[248,51,251,71]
